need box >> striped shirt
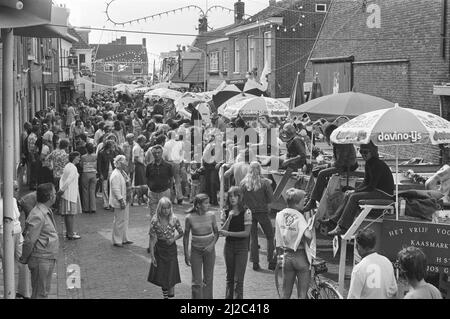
[187,211,217,248]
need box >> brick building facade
[188,0,330,96]
[92,36,149,87]
[305,0,450,163]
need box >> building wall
[305,0,450,163]
[207,40,231,90]
[94,62,149,86]
[275,0,330,97]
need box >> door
[312,62,352,95]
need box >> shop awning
[0,0,52,28]
[13,5,76,42]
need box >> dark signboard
[68,56,78,69]
[381,219,450,274]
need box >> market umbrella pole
[1,28,16,299]
[396,145,399,220]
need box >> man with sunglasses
[325,141,394,236]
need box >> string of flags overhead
[105,0,308,33]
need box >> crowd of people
[0,89,443,300]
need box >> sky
[55,0,269,68]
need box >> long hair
[155,196,174,222]
[225,186,245,213]
[188,193,210,214]
[241,161,263,192]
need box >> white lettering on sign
[366,4,381,29]
[377,131,422,143]
[366,264,381,289]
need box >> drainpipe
[1,27,16,299]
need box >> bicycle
[274,255,343,299]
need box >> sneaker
[253,263,261,271]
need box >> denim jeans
[282,249,311,299]
[250,212,276,265]
[28,256,56,299]
[81,172,97,212]
[331,190,392,229]
[224,239,249,299]
[190,245,215,299]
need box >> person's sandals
[66,233,81,240]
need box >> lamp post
[188,45,207,92]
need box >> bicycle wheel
[316,282,343,299]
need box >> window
[264,31,272,71]
[29,38,38,61]
[315,4,327,12]
[223,49,229,72]
[209,51,219,72]
[247,36,256,70]
[132,64,143,74]
[104,64,114,72]
[234,39,240,73]
[79,54,86,64]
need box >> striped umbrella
[331,103,450,218]
[212,79,267,109]
[219,96,289,120]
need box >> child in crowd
[189,161,203,203]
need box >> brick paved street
[1,196,352,299]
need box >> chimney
[142,38,146,48]
[120,36,126,45]
[234,0,245,24]
[198,16,208,34]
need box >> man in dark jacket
[326,141,394,236]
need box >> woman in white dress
[58,151,82,240]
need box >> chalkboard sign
[381,219,450,274]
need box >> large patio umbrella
[330,103,450,218]
[213,79,267,109]
[144,88,183,101]
[175,92,212,113]
[219,96,289,120]
[150,82,182,90]
[291,92,395,121]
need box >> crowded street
[1,0,450,303]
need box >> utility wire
[49,24,447,41]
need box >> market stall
[330,103,450,297]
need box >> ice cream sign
[377,131,422,143]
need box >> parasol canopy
[144,88,183,101]
[149,82,182,90]
[291,92,395,121]
[175,92,212,113]
[219,96,289,120]
[330,103,450,219]
[212,79,267,109]
[330,103,450,145]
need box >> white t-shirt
[132,144,144,164]
[0,198,22,235]
[275,208,310,252]
[164,139,184,163]
[347,252,398,299]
